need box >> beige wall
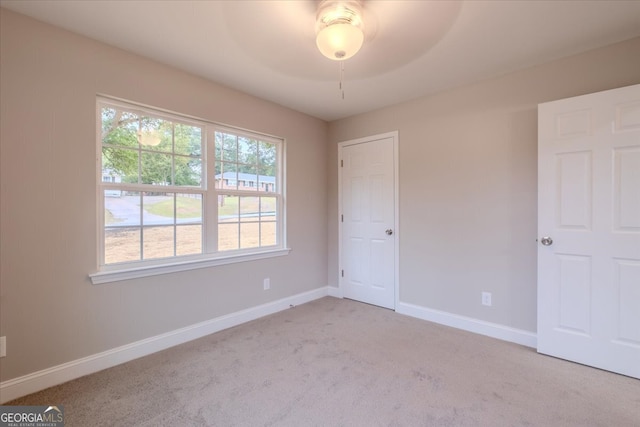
[0,9,328,381]
[328,37,640,333]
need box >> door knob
[540,236,553,246]
[386,229,393,235]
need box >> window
[96,97,285,277]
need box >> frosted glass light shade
[316,23,364,61]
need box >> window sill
[89,248,291,285]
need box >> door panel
[557,254,591,335]
[613,147,640,230]
[538,84,640,379]
[615,260,640,344]
[340,135,396,309]
[556,151,592,229]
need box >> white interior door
[537,84,640,379]
[339,133,397,310]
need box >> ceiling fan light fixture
[316,1,364,61]
[138,130,162,146]
[316,23,364,60]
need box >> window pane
[102,108,139,148]
[143,226,174,259]
[238,137,257,166]
[258,166,276,192]
[258,142,277,169]
[142,193,175,226]
[105,226,141,264]
[140,116,171,152]
[219,223,239,251]
[101,106,117,135]
[240,196,260,222]
[102,146,139,184]
[175,124,202,157]
[223,133,237,162]
[218,163,238,190]
[218,195,239,221]
[239,165,257,190]
[175,156,201,186]
[176,193,202,221]
[104,190,141,226]
[175,195,203,256]
[240,223,260,249]
[215,161,223,189]
[104,189,142,264]
[140,151,172,185]
[260,197,277,219]
[215,132,224,159]
[176,224,202,256]
[261,222,277,247]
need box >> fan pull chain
[339,61,345,100]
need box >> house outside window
[97,97,285,272]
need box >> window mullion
[205,125,218,253]
[137,117,142,185]
[171,123,175,186]
[173,192,177,257]
[139,192,144,261]
[258,196,263,247]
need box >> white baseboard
[327,286,341,298]
[396,301,537,348]
[0,287,329,403]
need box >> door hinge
[340,159,343,167]
[341,270,344,277]
[341,214,343,222]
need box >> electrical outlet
[263,278,270,290]
[0,336,6,358]
[482,292,492,307]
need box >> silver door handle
[386,229,393,235]
[540,236,553,246]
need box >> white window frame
[90,97,289,284]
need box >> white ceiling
[2,0,640,121]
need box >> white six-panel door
[339,133,397,310]
[537,84,640,379]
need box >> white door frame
[338,131,400,310]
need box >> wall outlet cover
[482,292,492,306]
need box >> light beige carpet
[7,297,640,426]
